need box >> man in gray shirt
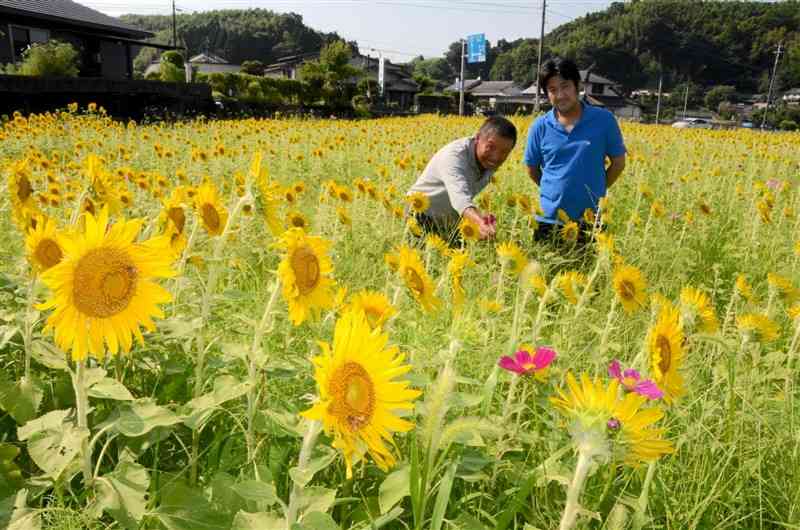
[406,116,517,241]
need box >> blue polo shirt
[523,102,626,224]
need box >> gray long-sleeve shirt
[406,137,494,222]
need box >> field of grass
[1,108,799,530]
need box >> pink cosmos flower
[766,178,782,191]
[499,346,556,376]
[608,359,663,400]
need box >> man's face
[546,75,579,115]
[476,133,515,171]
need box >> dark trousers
[412,213,463,248]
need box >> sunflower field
[0,107,799,530]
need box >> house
[578,70,642,120]
[263,50,421,110]
[0,0,174,79]
[443,79,524,112]
[782,88,800,106]
[145,52,242,78]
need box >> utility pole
[682,81,689,120]
[534,0,547,112]
[654,71,663,125]
[172,0,177,48]
[459,39,466,116]
[761,41,783,131]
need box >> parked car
[672,118,713,129]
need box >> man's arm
[462,206,495,239]
[527,165,542,186]
[605,154,625,188]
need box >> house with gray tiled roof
[0,0,174,78]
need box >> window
[10,25,49,59]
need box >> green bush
[17,40,79,77]
[779,119,798,131]
[160,51,185,83]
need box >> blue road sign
[467,33,486,63]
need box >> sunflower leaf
[378,464,409,514]
[288,445,337,488]
[18,409,86,481]
[180,375,250,430]
[88,378,134,401]
[89,461,150,530]
[112,399,182,437]
[0,375,43,425]
[231,511,284,530]
[293,511,339,530]
[29,340,68,370]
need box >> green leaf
[90,461,150,530]
[232,511,284,530]
[294,487,336,520]
[156,480,233,530]
[0,375,43,425]
[29,340,68,370]
[293,511,339,530]
[114,399,182,437]
[378,464,409,515]
[181,375,250,430]
[231,480,278,509]
[0,326,20,351]
[288,445,337,488]
[88,377,134,401]
[18,409,87,481]
[0,444,23,499]
[6,489,41,530]
[430,460,457,530]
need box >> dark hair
[478,115,517,146]
[538,58,581,93]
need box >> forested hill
[413,1,800,93]
[119,9,346,74]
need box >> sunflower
[550,373,674,464]
[276,228,336,326]
[161,220,187,259]
[194,183,228,236]
[648,306,685,404]
[397,245,441,313]
[612,264,648,314]
[735,274,755,303]
[595,233,615,256]
[736,313,779,344]
[767,273,799,305]
[8,159,34,211]
[679,286,719,333]
[301,309,421,478]
[557,209,571,223]
[347,290,396,329]
[496,242,528,276]
[37,208,174,361]
[459,218,480,242]
[561,221,579,242]
[337,186,354,203]
[286,211,309,231]
[25,216,64,272]
[406,217,423,237]
[159,190,187,234]
[448,249,473,310]
[336,207,352,226]
[425,234,449,254]
[556,270,587,305]
[405,192,430,214]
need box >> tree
[15,40,79,77]
[704,85,736,113]
[241,60,266,76]
[299,40,362,107]
[160,50,185,82]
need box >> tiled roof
[0,0,152,38]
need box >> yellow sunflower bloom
[561,221,579,242]
[551,373,674,464]
[556,270,587,305]
[447,249,474,310]
[496,241,528,276]
[425,234,449,254]
[8,159,34,211]
[25,216,64,272]
[397,245,441,313]
[735,274,755,303]
[194,183,228,236]
[736,313,779,344]
[459,218,480,242]
[347,290,396,330]
[679,286,719,333]
[286,211,309,231]
[37,208,174,361]
[612,264,648,314]
[301,309,421,478]
[276,228,336,326]
[767,272,799,305]
[405,192,430,214]
[648,306,685,404]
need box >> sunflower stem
[246,280,281,465]
[598,295,618,362]
[495,262,506,304]
[286,419,322,528]
[559,450,593,530]
[631,460,657,530]
[73,359,94,489]
[22,273,37,382]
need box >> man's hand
[527,165,542,186]
[463,207,496,240]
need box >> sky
[83,0,617,63]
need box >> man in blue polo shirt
[524,58,626,242]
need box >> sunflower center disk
[620,281,636,301]
[36,239,63,269]
[168,207,186,233]
[291,247,320,295]
[73,247,138,318]
[17,176,33,202]
[329,362,376,432]
[201,203,221,232]
[656,335,672,373]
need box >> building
[145,52,242,78]
[263,50,421,110]
[444,79,524,112]
[0,0,173,79]
[782,88,800,106]
[578,70,642,120]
